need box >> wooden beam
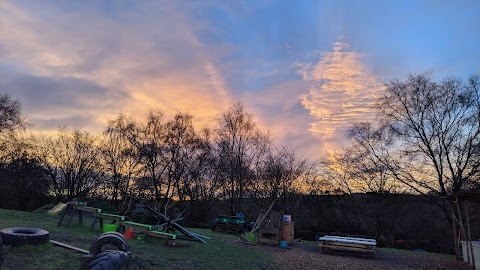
[50,240,89,254]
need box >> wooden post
[57,204,70,227]
[66,208,77,226]
[78,209,83,224]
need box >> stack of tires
[87,232,138,270]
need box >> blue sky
[1,0,479,156]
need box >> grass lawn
[0,208,276,270]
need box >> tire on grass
[90,233,129,257]
[0,227,49,247]
[87,250,134,270]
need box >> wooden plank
[121,221,152,231]
[50,240,90,254]
[74,206,101,213]
[95,213,126,221]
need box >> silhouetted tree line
[0,73,479,252]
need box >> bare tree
[374,74,480,196]
[345,123,402,194]
[37,127,102,200]
[258,146,308,208]
[101,126,141,206]
[163,113,199,201]
[348,74,480,223]
[216,102,269,214]
[0,93,23,134]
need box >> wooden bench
[319,235,377,256]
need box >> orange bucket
[124,228,134,239]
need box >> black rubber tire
[99,232,128,250]
[0,227,49,247]
[90,233,129,257]
[100,232,126,242]
[88,250,132,270]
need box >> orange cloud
[299,41,385,154]
[1,2,232,133]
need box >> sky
[1,0,479,157]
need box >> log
[50,240,90,254]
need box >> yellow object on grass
[48,202,67,215]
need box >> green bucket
[246,232,256,243]
[103,224,117,233]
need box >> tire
[0,227,49,247]
[90,233,129,257]
[98,232,128,249]
[100,232,126,240]
[87,251,133,270]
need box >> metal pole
[456,199,469,264]
[453,207,460,260]
[465,203,476,269]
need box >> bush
[0,157,50,211]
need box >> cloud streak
[0,1,232,132]
[299,41,385,153]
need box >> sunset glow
[1,1,479,157]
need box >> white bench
[319,235,377,256]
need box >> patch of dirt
[250,242,471,270]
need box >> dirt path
[246,244,472,270]
[261,243,471,270]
